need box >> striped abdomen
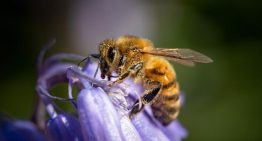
[151,79,180,125]
[144,57,180,125]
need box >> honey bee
[92,35,213,125]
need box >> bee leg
[129,80,162,118]
[109,62,143,86]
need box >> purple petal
[179,92,186,106]
[136,107,187,141]
[131,111,170,141]
[45,113,84,141]
[43,53,84,70]
[82,61,103,80]
[0,120,46,141]
[119,116,142,141]
[78,87,142,141]
[158,121,188,141]
[77,88,124,141]
[77,62,142,141]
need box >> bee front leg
[108,62,143,86]
[129,80,162,118]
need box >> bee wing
[141,48,213,67]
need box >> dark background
[1,0,262,141]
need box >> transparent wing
[141,48,213,66]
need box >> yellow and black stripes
[151,78,180,125]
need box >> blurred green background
[1,0,261,141]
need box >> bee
[93,35,213,125]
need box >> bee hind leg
[129,80,162,118]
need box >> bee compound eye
[107,47,116,62]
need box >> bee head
[98,39,116,79]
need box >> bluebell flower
[72,61,187,141]
[1,40,187,141]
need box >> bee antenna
[89,54,100,78]
[77,54,100,67]
[77,56,89,67]
[93,62,100,78]
[90,54,100,59]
